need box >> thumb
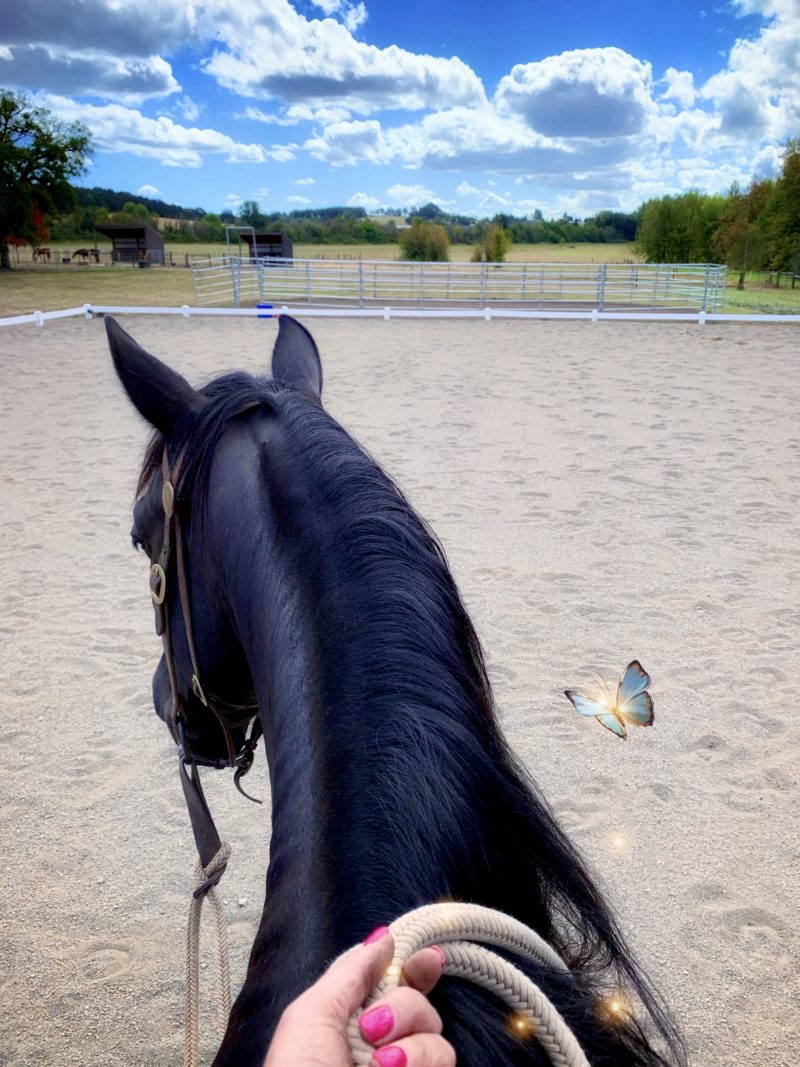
[306,929,395,1022]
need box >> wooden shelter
[95,223,165,264]
[240,232,294,259]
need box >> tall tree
[239,199,266,229]
[0,89,91,269]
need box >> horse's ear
[271,315,323,400]
[106,316,204,434]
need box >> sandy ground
[1,316,798,1067]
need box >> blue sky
[2,0,797,218]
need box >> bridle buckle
[150,563,167,605]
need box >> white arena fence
[190,257,728,312]
[3,304,800,330]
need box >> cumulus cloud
[0,45,178,100]
[1,0,196,56]
[174,95,201,121]
[295,177,316,185]
[203,0,484,114]
[287,194,311,203]
[137,184,162,196]
[701,0,800,140]
[306,118,385,164]
[495,48,655,138]
[347,191,382,209]
[0,0,192,100]
[456,181,481,196]
[310,0,368,31]
[42,94,266,167]
[661,68,697,108]
[265,144,297,162]
[386,183,448,207]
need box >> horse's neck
[208,438,522,1063]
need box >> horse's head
[107,313,323,768]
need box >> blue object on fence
[257,302,273,319]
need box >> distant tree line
[635,140,800,278]
[46,184,642,248]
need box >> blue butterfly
[564,660,654,739]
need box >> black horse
[108,315,684,1067]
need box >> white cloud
[661,67,697,108]
[343,3,368,32]
[347,191,381,209]
[700,0,800,140]
[0,45,178,101]
[1,0,196,56]
[265,144,297,162]
[41,93,266,167]
[203,0,485,115]
[287,194,311,203]
[386,183,448,207]
[456,181,481,196]
[478,190,511,210]
[0,0,193,101]
[312,0,368,31]
[137,184,161,196]
[295,177,316,185]
[495,48,656,138]
[174,95,201,121]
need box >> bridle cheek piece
[150,447,262,802]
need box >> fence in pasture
[190,258,727,312]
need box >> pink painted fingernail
[359,1004,394,1043]
[364,925,390,945]
[374,1047,407,1067]
[431,944,447,969]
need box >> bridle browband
[150,446,262,894]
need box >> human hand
[263,926,455,1067]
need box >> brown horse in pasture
[32,247,51,262]
[72,248,100,263]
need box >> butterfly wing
[619,691,654,727]
[565,690,627,738]
[616,660,650,705]
[596,713,627,739]
[564,690,611,718]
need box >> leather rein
[149,446,262,895]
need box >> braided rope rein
[184,842,233,1067]
[347,903,591,1067]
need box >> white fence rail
[4,303,800,331]
[190,257,728,312]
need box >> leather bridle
[149,446,262,894]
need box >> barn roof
[95,224,163,241]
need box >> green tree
[399,218,449,261]
[240,199,266,229]
[0,89,91,268]
[712,180,770,285]
[472,223,512,263]
[760,139,800,271]
[635,192,725,263]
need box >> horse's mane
[138,372,684,1067]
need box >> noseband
[150,446,262,872]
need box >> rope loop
[184,841,233,1067]
[347,902,591,1067]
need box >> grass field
[2,242,798,317]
